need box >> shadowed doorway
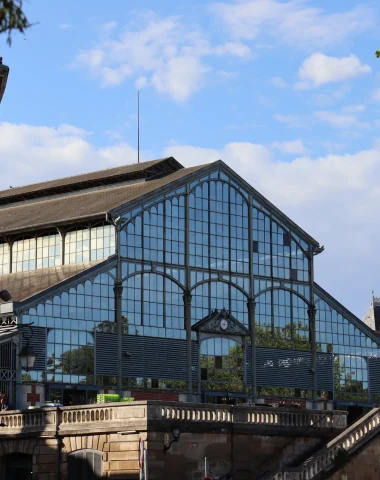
[1,453,32,480]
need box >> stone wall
[0,433,141,480]
[147,432,323,480]
[0,402,347,479]
[329,434,380,480]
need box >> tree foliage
[0,0,32,45]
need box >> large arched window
[189,181,249,273]
[121,196,186,266]
[67,450,102,480]
[192,281,248,326]
[25,272,115,385]
[122,273,184,338]
[255,288,310,350]
[253,208,309,282]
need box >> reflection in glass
[200,338,244,392]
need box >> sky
[1,0,380,318]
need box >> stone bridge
[0,401,347,479]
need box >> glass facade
[0,224,115,274]
[0,242,10,274]
[23,272,115,385]
[18,165,380,405]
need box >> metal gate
[0,339,16,408]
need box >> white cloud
[59,24,74,30]
[163,140,380,315]
[342,104,366,114]
[297,53,371,88]
[0,122,139,188]
[217,71,239,79]
[74,14,250,102]
[135,76,149,89]
[271,76,288,88]
[151,56,210,103]
[210,0,374,49]
[3,120,380,314]
[273,114,306,128]
[314,110,369,129]
[372,89,380,102]
[272,140,308,155]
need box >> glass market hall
[0,157,378,412]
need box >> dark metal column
[184,188,193,402]
[247,299,257,403]
[247,196,257,403]
[114,221,124,396]
[308,246,318,409]
[308,303,317,409]
[183,290,193,402]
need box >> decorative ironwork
[192,308,250,336]
[0,316,17,327]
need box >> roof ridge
[0,157,175,196]
[0,165,202,212]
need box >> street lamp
[0,58,10,104]
[0,290,11,302]
[18,327,36,372]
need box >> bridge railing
[157,403,346,429]
[269,407,380,480]
[0,401,347,437]
[0,408,57,434]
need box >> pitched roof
[0,165,206,236]
[0,157,183,205]
[0,261,102,303]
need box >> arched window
[189,181,249,273]
[67,450,102,480]
[192,281,248,326]
[253,208,310,282]
[255,288,310,350]
[122,273,184,338]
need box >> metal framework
[9,161,380,408]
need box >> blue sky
[1,0,380,317]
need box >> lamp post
[0,289,11,302]
[18,327,36,372]
[0,58,10,104]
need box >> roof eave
[14,256,117,313]
[314,282,380,346]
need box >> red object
[203,477,213,480]
[27,385,40,406]
[131,391,179,401]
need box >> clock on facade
[220,319,229,331]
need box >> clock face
[220,319,229,331]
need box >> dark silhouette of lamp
[0,58,10,104]
[18,327,36,371]
[0,290,11,302]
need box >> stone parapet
[0,401,347,439]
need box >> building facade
[0,157,379,410]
